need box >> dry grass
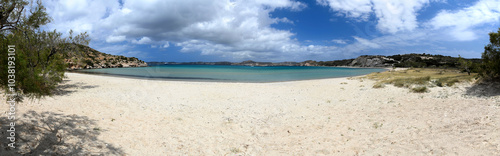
[366,68,476,92]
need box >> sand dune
[1,72,499,155]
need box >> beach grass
[366,68,477,91]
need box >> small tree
[480,28,500,80]
[458,55,472,75]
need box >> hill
[62,44,147,69]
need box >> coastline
[1,72,499,155]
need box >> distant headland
[148,53,480,68]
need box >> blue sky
[42,0,500,62]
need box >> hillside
[62,44,147,69]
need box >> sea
[78,65,386,82]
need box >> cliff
[62,44,147,70]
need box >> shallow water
[79,65,386,82]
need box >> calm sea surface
[79,65,386,82]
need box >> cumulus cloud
[427,0,500,41]
[317,0,438,34]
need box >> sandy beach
[1,72,499,155]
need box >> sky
[41,0,500,62]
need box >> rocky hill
[317,53,481,68]
[62,43,147,70]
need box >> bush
[394,81,405,87]
[435,78,460,87]
[388,76,430,88]
[479,28,500,79]
[411,86,428,93]
[82,60,93,66]
[435,81,443,87]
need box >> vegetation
[411,86,428,93]
[479,28,500,80]
[372,83,385,88]
[458,55,473,75]
[0,0,89,101]
[367,68,476,92]
[83,59,94,66]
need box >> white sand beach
[2,72,499,155]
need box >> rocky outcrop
[350,55,396,67]
[63,43,147,70]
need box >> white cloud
[43,0,329,61]
[353,36,381,48]
[427,0,500,41]
[43,0,120,38]
[317,0,372,20]
[106,35,126,43]
[132,37,153,44]
[162,42,170,48]
[317,0,438,34]
[331,39,347,44]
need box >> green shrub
[435,81,443,87]
[446,79,460,86]
[411,86,428,93]
[394,81,405,87]
[387,76,430,88]
[81,59,93,66]
[435,78,461,87]
[479,29,500,79]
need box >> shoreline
[68,66,389,83]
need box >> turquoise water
[79,65,386,82]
